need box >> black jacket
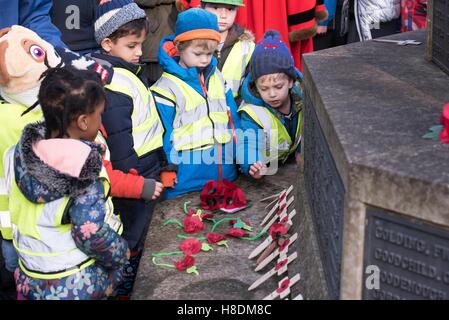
[91,53,166,249]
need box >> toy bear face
[0,25,62,94]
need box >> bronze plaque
[363,207,449,300]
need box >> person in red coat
[236,0,328,71]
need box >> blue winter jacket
[318,0,337,26]
[152,35,241,199]
[0,0,66,48]
[238,72,303,176]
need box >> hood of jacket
[157,35,219,97]
[90,52,147,86]
[15,122,103,204]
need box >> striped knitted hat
[94,0,147,44]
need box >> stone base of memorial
[302,30,449,300]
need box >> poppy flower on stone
[179,238,202,255]
[183,215,205,234]
[174,255,195,271]
[205,232,227,244]
[226,228,249,238]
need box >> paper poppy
[276,279,290,294]
[269,223,288,240]
[179,238,202,255]
[183,215,205,234]
[440,103,449,144]
[174,255,195,271]
[226,228,249,238]
[205,232,227,244]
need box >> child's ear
[76,114,89,132]
[289,79,294,89]
[101,38,113,53]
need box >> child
[92,0,166,250]
[11,67,129,300]
[151,8,241,199]
[239,30,304,179]
[201,0,255,99]
[92,0,171,298]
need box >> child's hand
[152,182,164,200]
[249,161,267,179]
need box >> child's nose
[219,8,227,18]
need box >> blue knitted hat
[174,8,220,44]
[94,0,147,44]
[250,30,297,82]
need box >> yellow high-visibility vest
[221,40,255,97]
[0,100,42,240]
[239,104,302,162]
[9,166,121,280]
[151,70,231,151]
[105,67,164,156]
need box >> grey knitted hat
[94,0,147,44]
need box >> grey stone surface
[132,162,326,300]
[303,31,449,299]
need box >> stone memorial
[302,28,449,300]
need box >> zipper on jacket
[198,71,217,143]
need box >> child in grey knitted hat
[91,0,171,299]
[94,0,149,63]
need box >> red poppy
[276,279,291,293]
[187,207,215,220]
[440,103,449,143]
[278,239,291,252]
[269,223,288,240]
[226,228,249,238]
[275,258,288,271]
[183,215,205,234]
[179,238,202,255]
[205,232,227,244]
[276,203,287,216]
[200,179,246,212]
[174,255,195,271]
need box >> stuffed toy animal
[0,25,62,104]
[0,25,109,107]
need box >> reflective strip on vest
[105,68,163,157]
[0,101,42,239]
[222,40,255,97]
[239,104,302,162]
[10,166,120,279]
[0,146,15,234]
[152,71,231,151]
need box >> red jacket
[236,0,327,70]
[100,125,144,199]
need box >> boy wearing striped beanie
[239,30,304,178]
[92,0,170,299]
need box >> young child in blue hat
[239,30,304,179]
